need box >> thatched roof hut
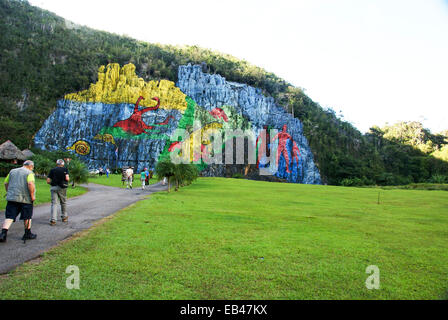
[21,149,35,159]
[0,140,26,162]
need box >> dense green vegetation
[1,0,447,185]
[155,160,198,192]
[30,149,89,187]
[0,177,447,299]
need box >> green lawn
[0,177,447,299]
[88,173,158,188]
[0,177,87,209]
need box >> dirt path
[0,182,167,274]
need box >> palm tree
[31,154,53,176]
[67,158,89,187]
[155,160,175,192]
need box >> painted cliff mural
[34,63,321,184]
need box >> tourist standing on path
[47,159,70,226]
[0,160,37,243]
[140,169,146,190]
[125,167,134,189]
[144,167,149,185]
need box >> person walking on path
[47,159,70,225]
[0,160,37,243]
[140,169,146,190]
[144,167,149,186]
[125,167,134,189]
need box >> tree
[67,158,88,187]
[31,154,53,176]
[155,160,198,192]
[175,163,199,190]
[155,159,175,192]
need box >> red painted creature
[113,96,173,135]
[168,141,182,152]
[209,108,228,122]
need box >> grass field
[0,177,447,299]
[88,174,158,188]
[0,177,87,209]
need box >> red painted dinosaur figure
[113,96,173,135]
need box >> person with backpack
[140,169,147,190]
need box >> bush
[0,162,20,177]
[31,154,54,176]
[67,158,89,187]
[176,163,199,187]
[341,177,363,186]
[428,174,447,184]
[155,160,198,192]
[232,173,244,179]
[376,172,398,186]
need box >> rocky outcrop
[177,65,321,184]
[34,100,181,170]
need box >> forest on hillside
[1,0,447,185]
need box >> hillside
[1,0,447,185]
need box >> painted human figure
[273,124,293,173]
[292,141,301,167]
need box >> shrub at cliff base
[155,160,198,192]
[67,158,89,187]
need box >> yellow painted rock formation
[65,63,187,112]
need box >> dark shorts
[5,201,33,222]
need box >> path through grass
[88,174,158,188]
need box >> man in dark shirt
[47,159,69,225]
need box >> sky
[28,0,448,134]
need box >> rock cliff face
[34,63,321,184]
[177,65,321,184]
[34,99,179,170]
